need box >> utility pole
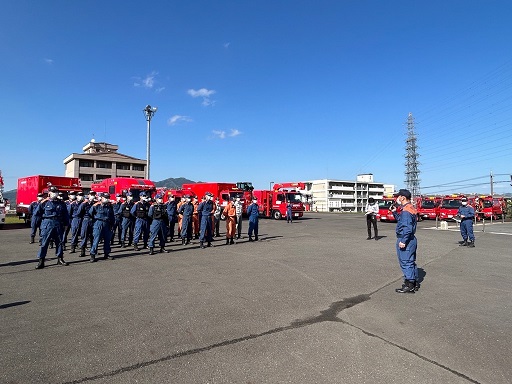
[490,171,494,196]
[404,112,421,200]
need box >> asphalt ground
[1,213,511,384]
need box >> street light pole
[143,105,157,180]
[269,181,274,191]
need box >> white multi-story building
[305,174,393,213]
[63,140,146,192]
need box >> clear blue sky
[2,1,512,194]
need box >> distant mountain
[154,177,196,189]
[2,189,16,203]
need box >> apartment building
[305,174,393,213]
[63,140,146,192]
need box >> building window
[79,160,94,168]
[79,174,94,181]
[96,161,112,169]
[116,163,130,170]
[96,174,110,180]
[132,164,145,171]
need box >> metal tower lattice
[404,112,421,199]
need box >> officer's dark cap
[396,189,411,199]
[89,191,97,195]
[69,191,77,195]
[102,192,110,199]
[48,186,59,192]
[461,197,468,202]
[37,193,44,197]
[155,193,163,199]
[77,192,84,196]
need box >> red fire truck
[438,194,466,221]
[416,196,441,220]
[376,195,397,222]
[253,183,305,220]
[182,182,253,212]
[16,175,82,223]
[476,195,505,220]
[91,178,156,201]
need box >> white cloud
[155,87,165,93]
[223,42,231,49]
[188,88,216,106]
[168,115,192,126]
[134,71,159,89]
[44,58,54,65]
[212,130,226,139]
[229,129,241,137]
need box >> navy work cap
[396,189,412,199]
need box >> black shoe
[121,243,126,248]
[459,240,468,247]
[468,241,475,248]
[169,238,174,242]
[207,242,212,247]
[366,237,372,240]
[200,242,206,249]
[225,239,230,245]
[182,238,186,245]
[79,247,86,257]
[30,237,35,244]
[62,244,67,251]
[254,236,258,241]
[57,257,69,266]
[35,259,45,269]
[160,247,169,253]
[249,237,254,242]
[143,243,148,249]
[236,235,240,240]
[230,238,235,245]
[90,255,96,263]
[395,280,415,294]
[134,244,140,251]
[414,281,421,291]
[149,247,155,255]
[375,236,379,241]
[70,246,76,254]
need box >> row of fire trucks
[15,176,305,223]
[377,194,507,223]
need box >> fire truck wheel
[273,210,282,220]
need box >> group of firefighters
[29,188,261,269]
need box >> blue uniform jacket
[34,199,69,225]
[77,201,93,219]
[246,203,259,222]
[457,205,475,220]
[131,201,151,219]
[178,202,194,217]
[166,200,177,218]
[393,203,417,245]
[197,200,213,216]
[148,203,167,221]
[28,201,40,217]
[89,203,115,226]
[113,201,123,217]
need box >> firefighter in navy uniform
[120,192,135,247]
[391,189,419,294]
[68,192,83,253]
[34,186,70,269]
[197,192,215,249]
[111,193,123,246]
[457,197,475,247]
[131,192,151,251]
[247,197,259,241]
[89,192,115,262]
[178,195,194,245]
[148,193,169,254]
[166,192,177,242]
[28,193,44,244]
[78,191,96,257]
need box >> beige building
[63,140,146,191]
[305,174,392,213]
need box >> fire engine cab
[91,178,156,201]
[439,194,466,221]
[416,196,441,220]
[376,195,397,222]
[476,195,505,220]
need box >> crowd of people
[28,188,260,269]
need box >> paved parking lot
[1,213,511,384]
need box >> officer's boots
[225,238,230,245]
[160,247,169,253]
[35,259,45,269]
[207,242,212,247]
[30,236,35,244]
[90,254,96,263]
[57,257,69,266]
[149,247,156,255]
[200,241,206,249]
[182,238,186,245]
[79,247,86,257]
[468,240,475,248]
[70,245,76,254]
[459,240,468,247]
[375,231,379,241]
[395,280,415,294]
[134,244,140,251]
[254,235,258,241]
[230,238,235,245]
[249,236,254,242]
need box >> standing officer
[28,193,44,244]
[222,197,237,245]
[192,196,200,239]
[148,193,170,254]
[77,191,96,257]
[166,192,177,242]
[120,192,135,247]
[111,193,123,246]
[234,196,243,239]
[213,197,222,237]
[62,191,76,250]
[68,192,83,253]
[34,186,70,269]
[246,197,259,242]
[457,197,475,247]
[197,192,215,249]
[365,197,379,240]
[89,192,115,262]
[178,195,194,245]
[391,189,418,294]
[131,191,151,251]
[286,201,293,223]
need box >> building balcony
[329,186,354,191]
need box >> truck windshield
[483,201,493,208]
[286,193,302,203]
[421,200,436,209]
[236,182,254,191]
[378,200,393,209]
[441,199,462,209]
[229,191,244,200]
